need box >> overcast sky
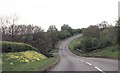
[0,0,119,31]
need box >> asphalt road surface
[48,34,119,73]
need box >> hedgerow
[1,41,39,53]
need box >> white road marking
[82,60,105,73]
[81,60,84,62]
[85,62,92,66]
[95,67,105,73]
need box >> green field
[69,36,119,59]
[1,41,60,71]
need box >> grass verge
[69,36,119,59]
[69,36,82,56]
[2,51,59,71]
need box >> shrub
[79,37,100,52]
[1,41,39,53]
[100,27,118,45]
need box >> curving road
[48,34,119,72]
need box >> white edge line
[95,67,105,73]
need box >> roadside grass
[1,41,60,71]
[69,36,82,56]
[69,36,119,59]
[82,45,119,59]
[2,51,59,71]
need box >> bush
[79,26,118,52]
[57,30,72,39]
[98,38,112,48]
[79,37,100,52]
[100,27,118,45]
[1,41,39,53]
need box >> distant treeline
[0,16,81,56]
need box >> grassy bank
[2,51,59,71]
[69,36,119,59]
[69,36,82,56]
[1,41,60,71]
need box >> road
[48,34,119,73]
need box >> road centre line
[79,60,105,73]
[85,62,92,66]
[95,67,105,73]
[80,60,84,62]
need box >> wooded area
[0,16,81,56]
[76,20,119,52]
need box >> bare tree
[0,15,18,41]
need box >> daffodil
[10,62,13,65]
[24,59,29,63]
